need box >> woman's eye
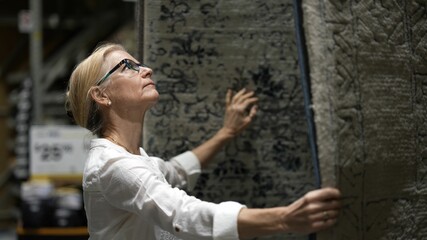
[131,63,139,71]
[122,63,132,71]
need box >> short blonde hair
[66,43,125,136]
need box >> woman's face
[102,50,159,112]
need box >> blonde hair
[66,43,125,136]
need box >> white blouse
[83,138,244,240]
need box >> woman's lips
[143,80,156,88]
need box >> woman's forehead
[105,50,135,65]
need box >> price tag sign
[18,10,32,33]
[30,125,94,177]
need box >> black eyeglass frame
[95,58,147,86]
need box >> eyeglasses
[95,58,148,86]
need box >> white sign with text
[30,125,93,176]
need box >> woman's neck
[103,120,143,155]
[103,107,147,154]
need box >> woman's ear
[88,86,110,107]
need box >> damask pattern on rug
[142,1,316,239]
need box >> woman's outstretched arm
[237,187,342,239]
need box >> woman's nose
[140,66,152,78]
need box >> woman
[66,43,341,240]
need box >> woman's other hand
[282,187,342,234]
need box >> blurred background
[1,0,137,239]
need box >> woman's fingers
[309,209,340,222]
[310,217,338,232]
[235,92,258,111]
[227,88,258,117]
[283,188,342,234]
[306,188,342,232]
[231,88,257,104]
[305,187,341,203]
[241,97,258,110]
[248,105,258,119]
[225,89,232,107]
[231,88,247,103]
[305,199,342,214]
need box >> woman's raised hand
[221,88,258,138]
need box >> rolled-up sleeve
[213,202,245,240]
[156,151,201,190]
[170,151,201,190]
